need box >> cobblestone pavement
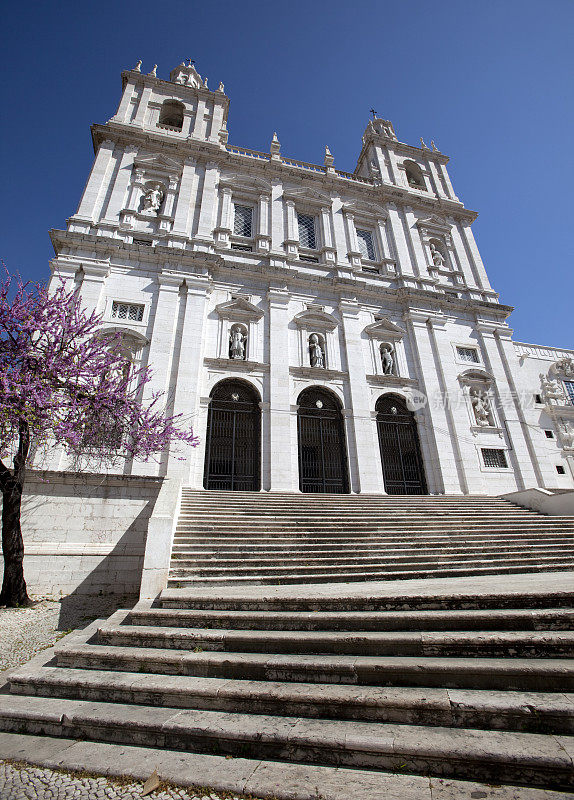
[0,595,137,671]
[0,760,262,799]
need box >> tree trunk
[0,480,29,606]
[0,419,31,607]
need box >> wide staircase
[168,490,574,586]
[1,491,574,798]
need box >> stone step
[169,549,574,569]
[127,607,574,632]
[171,536,574,548]
[3,733,568,800]
[9,667,574,734]
[0,695,571,788]
[54,643,574,691]
[96,622,574,658]
[159,588,574,612]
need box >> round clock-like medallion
[315,400,323,408]
[231,392,240,401]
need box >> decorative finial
[148,64,157,77]
[217,81,225,93]
[431,140,439,152]
[187,59,195,67]
[133,60,142,72]
[324,145,334,168]
[204,77,208,88]
[270,131,281,159]
[370,108,377,119]
[420,137,428,149]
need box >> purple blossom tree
[0,271,198,607]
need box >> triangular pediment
[219,173,272,193]
[342,200,386,218]
[364,318,405,339]
[215,297,264,321]
[293,309,338,330]
[416,215,450,234]
[283,187,332,206]
[458,368,493,383]
[134,154,183,174]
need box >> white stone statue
[229,327,246,360]
[559,420,574,449]
[555,358,574,378]
[142,184,164,215]
[430,242,445,268]
[540,374,566,405]
[309,334,325,368]
[471,390,493,427]
[380,344,394,375]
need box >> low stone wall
[1,471,163,598]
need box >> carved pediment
[219,173,272,194]
[416,215,451,240]
[342,200,386,219]
[134,154,183,175]
[283,187,332,207]
[458,368,494,384]
[293,309,338,331]
[215,297,264,321]
[364,318,405,340]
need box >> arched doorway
[376,394,427,495]
[203,379,261,491]
[297,387,349,494]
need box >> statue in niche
[229,326,246,360]
[309,334,325,368]
[430,242,446,268]
[380,344,395,375]
[540,374,566,405]
[141,183,164,215]
[471,389,493,427]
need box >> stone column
[476,322,542,489]
[166,274,211,479]
[194,161,219,245]
[171,159,197,242]
[267,285,294,491]
[133,85,153,127]
[73,140,115,222]
[113,80,136,123]
[102,145,139,222]
[404,310,465,493]
[191,98,207,138]
[387,205,415,276]
[339,298,384,493]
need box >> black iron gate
[297,387,349,493]
[203,380,260,491]
[376,395,426,495]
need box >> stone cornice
[120,69,229,106]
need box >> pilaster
[339,298,384,493]
[72,140,115,224]
[256,193,272,253]
[133,85,153,128]
[267,285,294,491]
[102,145,139,223]
[194,161,219,246]
[387,205,415,276]
[171,159,198,242]
[78,263,110,314]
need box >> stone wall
[0,471,163,598]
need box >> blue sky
[2,0,572,347]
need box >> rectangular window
[457,346,480,363]
[233,204,253,237]
[482,448,508,468]
[544,430,554,439]
[111,301,144,323]
[297,213,317,249]
[356,229,376,261]
[564,381,574,405]
[556,465,566,475]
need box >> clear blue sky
[2,0,572,347]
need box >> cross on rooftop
[370,108,377,119]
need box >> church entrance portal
[203,380,260,491]
[376,394,427,495]
[297,387,349,494]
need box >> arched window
[404,160,425,190]
[158,100,184,131]
[308,333,326,368]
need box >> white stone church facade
[48,59,574,500]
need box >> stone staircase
[168,490,574,586]
[1,491,574,798]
